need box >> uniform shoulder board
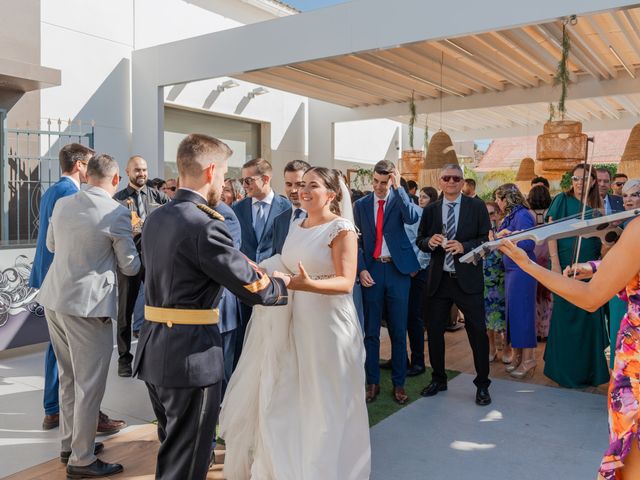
[196,203,225,221]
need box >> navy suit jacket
[214,202,242,334]
[353,187,420,276]
[607,194,624,213]
[233,193,291,263]
[272,209,293,255]
[29,177,79,289]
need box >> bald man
[113,156,170,376]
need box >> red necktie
[373,199,385,258]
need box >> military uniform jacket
[133,189,287,388]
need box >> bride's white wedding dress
[220,217,371,480]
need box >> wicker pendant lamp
[618,123,640,179]
[425,130,458,168]
[516,157,536,194]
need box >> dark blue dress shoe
[60,442,104,464]
[420,382,447,397]
[475,387,492,406]
[66,459,123,478]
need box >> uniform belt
[374,256,393,263]
[144,306,219,328]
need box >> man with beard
[133,133,288,479]
[113,155,169,377]
[272,159,310,254]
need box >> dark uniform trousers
[116,270,142,366]
[134,189,287,480]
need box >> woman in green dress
[544,165,609,388]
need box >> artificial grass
[367,367,460,427]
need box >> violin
[459,208,640,265]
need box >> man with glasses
[612,173,628,197]
[417,164,493,406]
[162,178,178,200]
[232,157,291,364]
[113,156,170,377]
[596,167,624,215]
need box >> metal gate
[1,119,94,244]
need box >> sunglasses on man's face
[241,176,262,185]
[165,186,177,192]
[441,175,462,183]
[614,181,627,187]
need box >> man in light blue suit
[232,158,291,364]
[353,160,420,406]
[272,159,310,254]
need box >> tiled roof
[475,129,631,172]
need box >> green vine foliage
[408,91,416,150]
[559,163,617,191]
[423,117,429,153]
[552,24,571,120]
[353,168,374,190]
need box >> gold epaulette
[196,204,225,221]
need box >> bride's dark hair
[305,167,342,215]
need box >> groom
[134,134,288,480]
[354,160,420,405]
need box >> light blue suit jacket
[29,177,79,289]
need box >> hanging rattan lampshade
[515,157,536,181]
[619,123,640,178]
[425,130,458,169]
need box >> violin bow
[570,135,595,277]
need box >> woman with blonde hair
[494,184,537,377]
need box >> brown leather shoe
[365,384,380,403]
[43,413,59,430]
[393,386,409,405]
[96,411,126,435]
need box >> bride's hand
[287,262,313,291]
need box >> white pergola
[131,0,640,174]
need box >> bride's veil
[338,177,354,223]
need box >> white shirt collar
[443,194,462,205]
[252,189,275,206]
[61,174,80,189]
[374,189,391,202]
[178,187,208,203]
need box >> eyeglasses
[622,192,640,199]
[165,186,177,192]
[241,175,262,185]
[614,181,627,187]
[571,175,589,183]
[441,175,462,183]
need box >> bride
[220,167,371,480]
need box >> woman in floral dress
[483,201,507,362]
[499,216,640,480]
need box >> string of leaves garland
[352,168,374,191]
[536,15,588,179]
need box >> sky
[285,0,348,11]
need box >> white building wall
[38,0,400,183]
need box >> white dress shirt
[252,189,275,227]
[441,194,462,272]
[603,195,612,215]
[373,190,391,258]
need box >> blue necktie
[293,208,305,220]
[445,203,457,271]
[254,201,267,240]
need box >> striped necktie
[254,201,267,240]
[444,202,457,271]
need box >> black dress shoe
[66,459,123,478]
[117,363,132,377]
[476,387,492,406]
[420,382,447,397]
[60,442,104,464]
[406,365,426,377]
[379,358,392,370]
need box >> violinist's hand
[496,228,513,238]
[287,262,313,291]
[498,239,530,269]
[488,230,496,241]
[563,263,593,280]
[272,270,291,287]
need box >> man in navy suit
[272,159,310,254]
[596,167,624,214]
[354,160,420,405]
[232,158,291,363]
[29,143,125,434]
[417,164,492,406]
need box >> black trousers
[116,271,142,366]
[146,381,221,480]
[425,274,491,388]
[407,268,428,368]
